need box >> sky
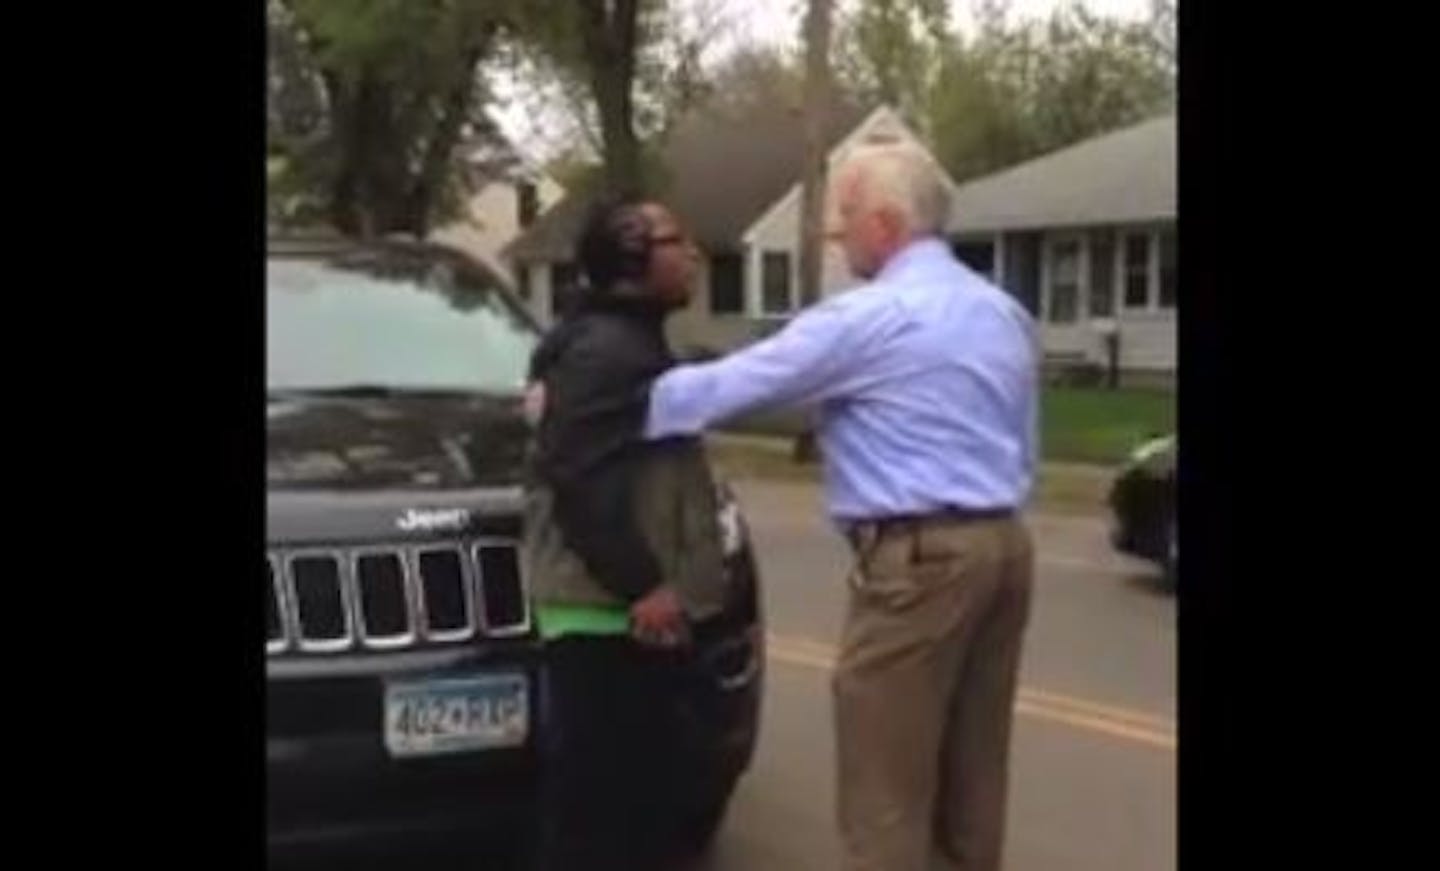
[490,0,1158,165]
[726,0,1153,55]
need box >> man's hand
[630,585,689,648]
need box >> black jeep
[266,234,764,862]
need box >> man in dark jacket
[525,195,727,871]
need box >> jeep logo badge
[396,507,471,533]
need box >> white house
[504,105,1175,386]
[947,115,1176,383]
[502,102,957,354]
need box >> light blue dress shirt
[645,237,1039,524]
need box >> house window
[517,182,539,228]
[709,253,743,314]
[1088,230,1115,318]
[953,240,996,279]
[1003,232,1043,317]
[1123,233,1151,308]
[761,251,793,315]
[1158,229,1177,309]
[1047,240,1081,324]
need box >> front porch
[948,223,1177,374]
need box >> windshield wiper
[268,384,408,400]
[267,384,501,401]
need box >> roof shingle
[949,114,1175,234]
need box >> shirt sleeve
[1018,324,1041,496]
[645,297,884,438]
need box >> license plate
[384,673,529,758]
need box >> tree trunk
[596,74,641,194]
[798,0,834,307]
[327,62,476,239]
[403,45,487,237]
[325,72,371,238]
[327,68,411,239]
[578,0,643,194]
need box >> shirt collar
[874,236,951,283]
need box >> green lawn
[1041,387,1174,465]
[711,386,1174,473]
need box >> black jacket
[528,287,677,602]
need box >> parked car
[266,234,764,862]
[1108,433,1177,583]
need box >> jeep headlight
[1128,434,1175,466]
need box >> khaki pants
[834,514,1033,871]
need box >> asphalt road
[680,479,1176,871]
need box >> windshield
[266,248,538,395]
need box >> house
[503,101,959,355]
[946,115,1176,385]
[428,121,565,291]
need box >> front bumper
[267,644,542,856]
[267,733,536,855]
[266,623,764,857]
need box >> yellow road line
[1016,687,1176,732]
[1012,700,1177,750]
[764,633,1177,751]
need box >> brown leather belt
[844,506,1016,552]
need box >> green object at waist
[535,603,630,640]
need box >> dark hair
[577,194,653,290]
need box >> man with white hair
[645,140,1039,871]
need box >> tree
[798,0,834,309]
[633,0,737,139]
[832,0,949,130]
[266,0,668,235]
[1024,3,1174,151]
[927,37,1036,183]
[1148,0,1176,72]
[267,0,511,237]
[574,0,645,192]
[267,0,331,226]
[504,0,669,195]
[927,0,1175,183]
[267,0,328,151]
[694,44,808,116]
[496,0,738,183]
